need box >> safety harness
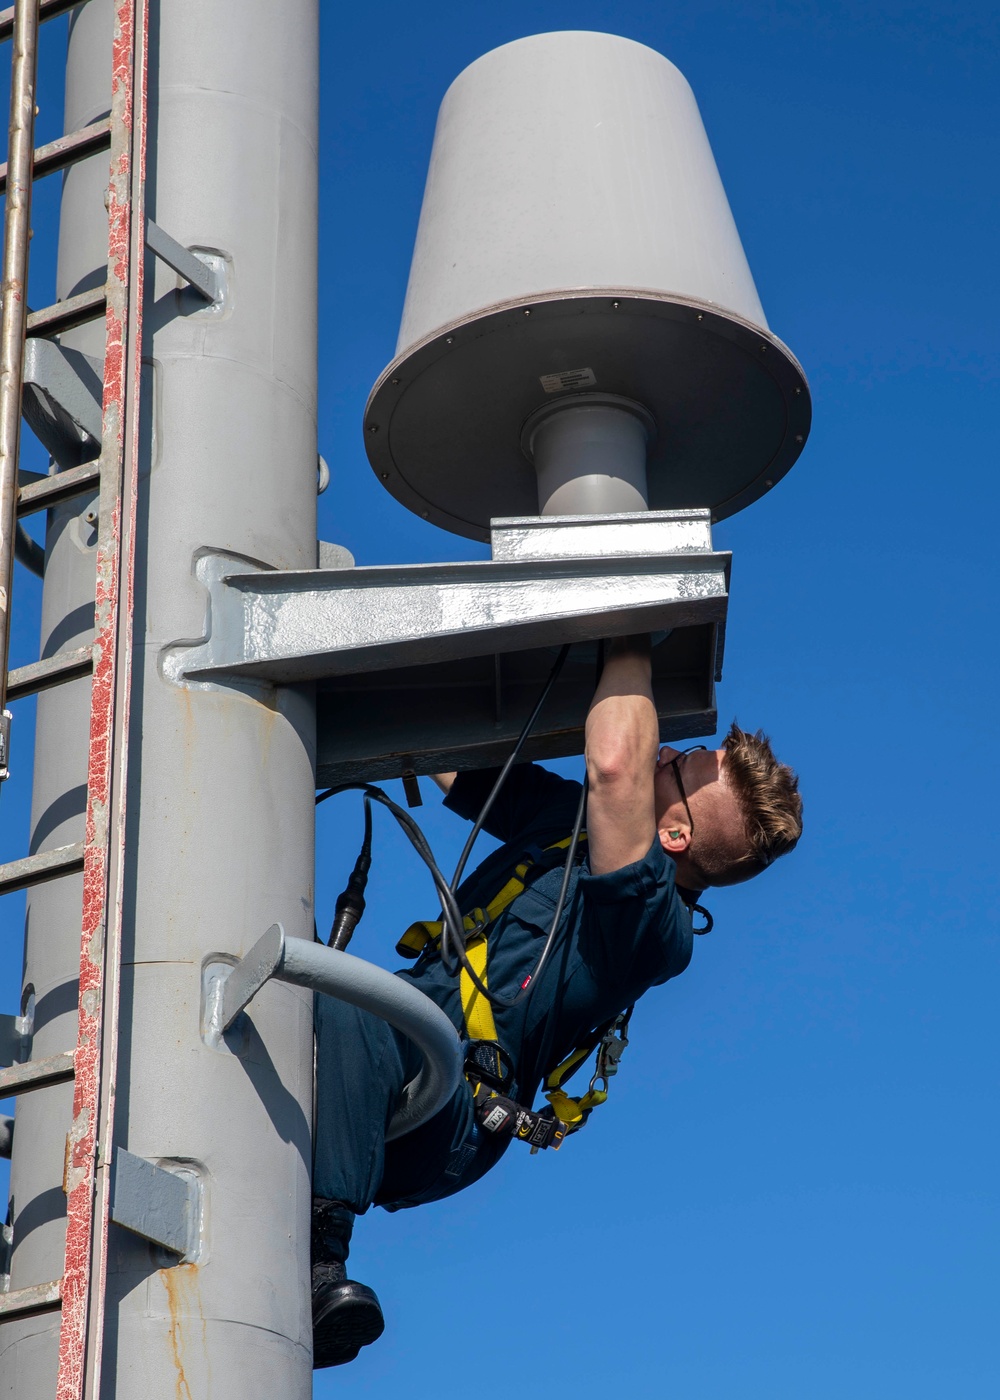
[397,835,638,1153]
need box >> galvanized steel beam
[175,512,730,686]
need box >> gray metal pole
[3,0,319,1394]
[101,0,319,1390]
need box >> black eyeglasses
[662,745,707,835]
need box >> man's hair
[694,721,803,888]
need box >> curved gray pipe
[0,1115,12,1159]
[277,937,464,1141]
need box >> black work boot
[311,1198,385,1368]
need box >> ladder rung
[0,1052,74,1097]
[0,1278,62,1319]
[16,460,101,518]
[0,0,83,44]
[0,117,110,196]
[27,285,107,339]
[7,646,93,703]
[0,843,85,896]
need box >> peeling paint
[55,0,150,1397]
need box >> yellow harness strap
[459,935,497,1044]
[543,1047,609,1127]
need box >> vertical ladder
[0,1,148,1397]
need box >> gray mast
[4,0,319,1394]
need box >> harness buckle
[593,1009,631,1086]
[463,1039,516,1096]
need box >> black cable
[456,774,588,1008]
[435,643,586,1006]
[315,640,590,1012]
[316,783,466,952]
[449,643,571,896]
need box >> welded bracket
[0,1014,23,1068]
[145,218,223,304]
[22,339,103,466]
[109,1148,200,1260]
[219,922,285,1033]
[0,1006,32,1070]
[168,510,730,780]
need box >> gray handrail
[218,925,464,1141]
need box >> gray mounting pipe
[522,393,654,516]
[219,926,464,1141]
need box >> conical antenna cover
[365,31,810,540]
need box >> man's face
[654,745,725,824]
[653,745,746,869]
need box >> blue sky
[3,2,999,1396]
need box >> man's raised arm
[585,636,659,876]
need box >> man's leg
[312,989,507,1364]
[312,993,417,1367]
[314,991,417,1211]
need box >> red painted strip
[55,0,147,1395]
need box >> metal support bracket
[0,1012,26,1067]
[15,340,104,578]
[145,218,223,304]
[169,510,730,781]
[109,1148,201,1260]
[22,338,103,466]
[219,922,285,1032]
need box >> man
[311,637,802,1367]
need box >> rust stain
[161,1264,203,1400]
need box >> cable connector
[328,797,373,951]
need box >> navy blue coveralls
[313,762,694,1215]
